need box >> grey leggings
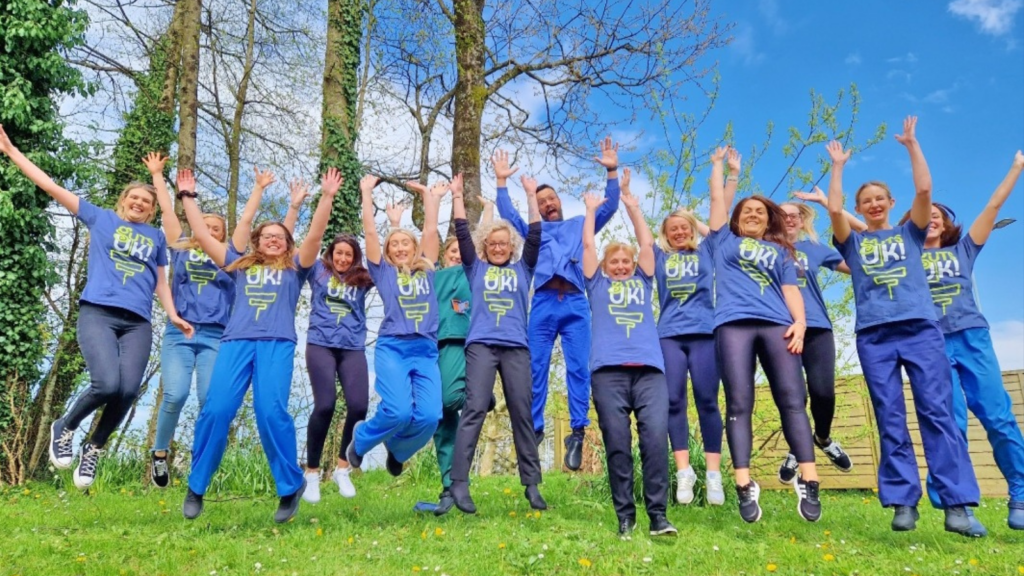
[714,320,814,468]
[64,302,153,448]
[305,343,369,468]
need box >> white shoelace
[79,446,102,477]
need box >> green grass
[2,472,1021,576]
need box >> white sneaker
[675,466,697,504]
[73,444,102,490]
[302,471,321,504]
[332,466,356,498]
[706,471,725,506]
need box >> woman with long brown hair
[179,167,341,524]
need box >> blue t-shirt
[922,236,988,334]
[307,260,370,350]
[463,258,535,348]
[221,245,313,342]
[169,247,234,327]
[834,221,936,332]
[368,259,439,340]
[654,243,715,337]
[585,269,665,373]
[77,199,168,321]
[706,227,798,328]
[794,240,843,330]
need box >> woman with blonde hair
[446,174,545,514]
[0,126,193,491]
[345,175,445,482]
[774,192,855,484]
[180,166,340,524]
[582,182,676,537]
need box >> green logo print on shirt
[922,250,961,314]
[110,226,155,284]
[607,278,645,337]
[858,235,907,299]
[326,277,356,324]
[665,253,699,303]
[738,237,777,294]
[244,265,281,320]
[398,271,431,331]
[186,249,217,293]
[795,250,809,289]
[483,266,517,326]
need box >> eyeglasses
[260,233,287,241]
[782,213,801,221]
[487,241,510,249]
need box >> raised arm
[725,148,742,209]
[155,269,194,338]
[361,175,382,265]
[233,166,275,252]
[450,174,478,269]
[520,175,542,224]
[707,146,729,231]
[491,150,528,236]
[969,150,1024,246]
[794,186,867,233]
[895,116,932,229]
[0,125,80,214]
[825,141,853,243]
[418,180,448,263]
[593,136,621,231]
[620,168,654,276]
[143,153,183,243]
[178,170,227,266]
[479,195,495,226]
[283,178,311,234]
[678,208,711,237]
[582,193,606,279]
[386,200,406,229]
[522,181,542,268]
[298,169,341,267]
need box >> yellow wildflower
[578,558,592,568]
[823,554,835,561]
[767,563,778,572]
[498,543,506,549]
[969,559,979,566]
[434,527,444,536]
[316,528,323,537]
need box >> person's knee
[443,388,466,413]
[378,401,414,429]
[310,401,335,424]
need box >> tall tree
[0,0,93,485]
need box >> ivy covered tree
[0,0,93,484]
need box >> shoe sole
[183,503,204,520]
[346,423,364,469]
[792,478,822,522]
[650,528,678,536]
[740,505,762,523]
[676,484,695,504]
[815,443,854,473]
[49,421,73,470]
[778,471,797,485]
[275,482,306,524]
[334,474,356,498]
[706,496,725,506]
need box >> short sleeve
[960,234,983,261]
[902,221,927,246]
[779,254,799,286]
[585,271,602,292]
[832,232,854,260]
[294,253,314,283]
[155,234,169,267]
[820,245,843,271]
[636,265,654,283]
[76,199,102,227]
[224,243,243,268]
[705,227,730,254]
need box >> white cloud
[730,23,766,66]
[887,69,913,83]
[991,320,1024,370]
[948,0,1024,36]
[886,52,919,64]
[758,0,789,35]
[844,53,862,65]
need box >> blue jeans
[153,323,223,452]
[529,289,592,431]
[927,328,1024,506]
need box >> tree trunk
[176,0,202,174]
[449,0,487,233]
[222,0,258,234]
[321,0,364,238]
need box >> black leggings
[305,343,369,468]
[715,320,814,468]
[802,328,836,441]
[660,335,723,453]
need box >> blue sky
[702,0,1023,366]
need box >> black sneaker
[274,480,306,524]
[487,393,497,413]
[944,506,978,537]
[649,515,678,536]
[385,450,403,477]
[778,453,798,484]
[434,489,455,517]
[794,476,822,522]
[450,480,476,514]
[736,481,762,523]
[815,436,853,472]
[73,444,102,490]
[617,516,636,537]
[49,418,75,469]
[151,452,170,488]
[345,422,364,469]
[534,428,545,447]
[183,488,204,520]
[525,484,547,510]
[564,428,585,471]
[891,505,919,531]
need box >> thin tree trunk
[449,0,487,233]
[176,0,202,173]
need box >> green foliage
[0,0,92,447]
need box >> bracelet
[607,166,618,172]
[176,189,198,200]
[289,203,301,210]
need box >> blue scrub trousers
[856,319,980,508]
[926,327,1024,506]
[188,339,304,497]
[353,335,442,463]
[529,289,592,432]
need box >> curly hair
[471,220,524,263]
[224,221,297,272]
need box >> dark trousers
[451,344,541,486]
[659,335,723,453]
[64,303,153,447]
[802,328,837,441]
[304,343,369,468]
[591,366,669,522]
[715,320,814,468]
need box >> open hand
[594,136,619,170]
[793,185,827,206]
[254,166,277,189]
[320,168,343,197]
[894,115,918,147]
[491,150,519,180]
[385,201,406,226]
[289,178,311,206]
[428,180,450,200]
[361,174,381,195]
[727,148,742,174]
[450,173,464,196]
[826,140,851,165]
[711,146,728,164]
[583,192,607,211]
[521,175,539,197]
[177,169,196,193]
[142,152,169,175]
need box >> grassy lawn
[2,471,1021,576]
